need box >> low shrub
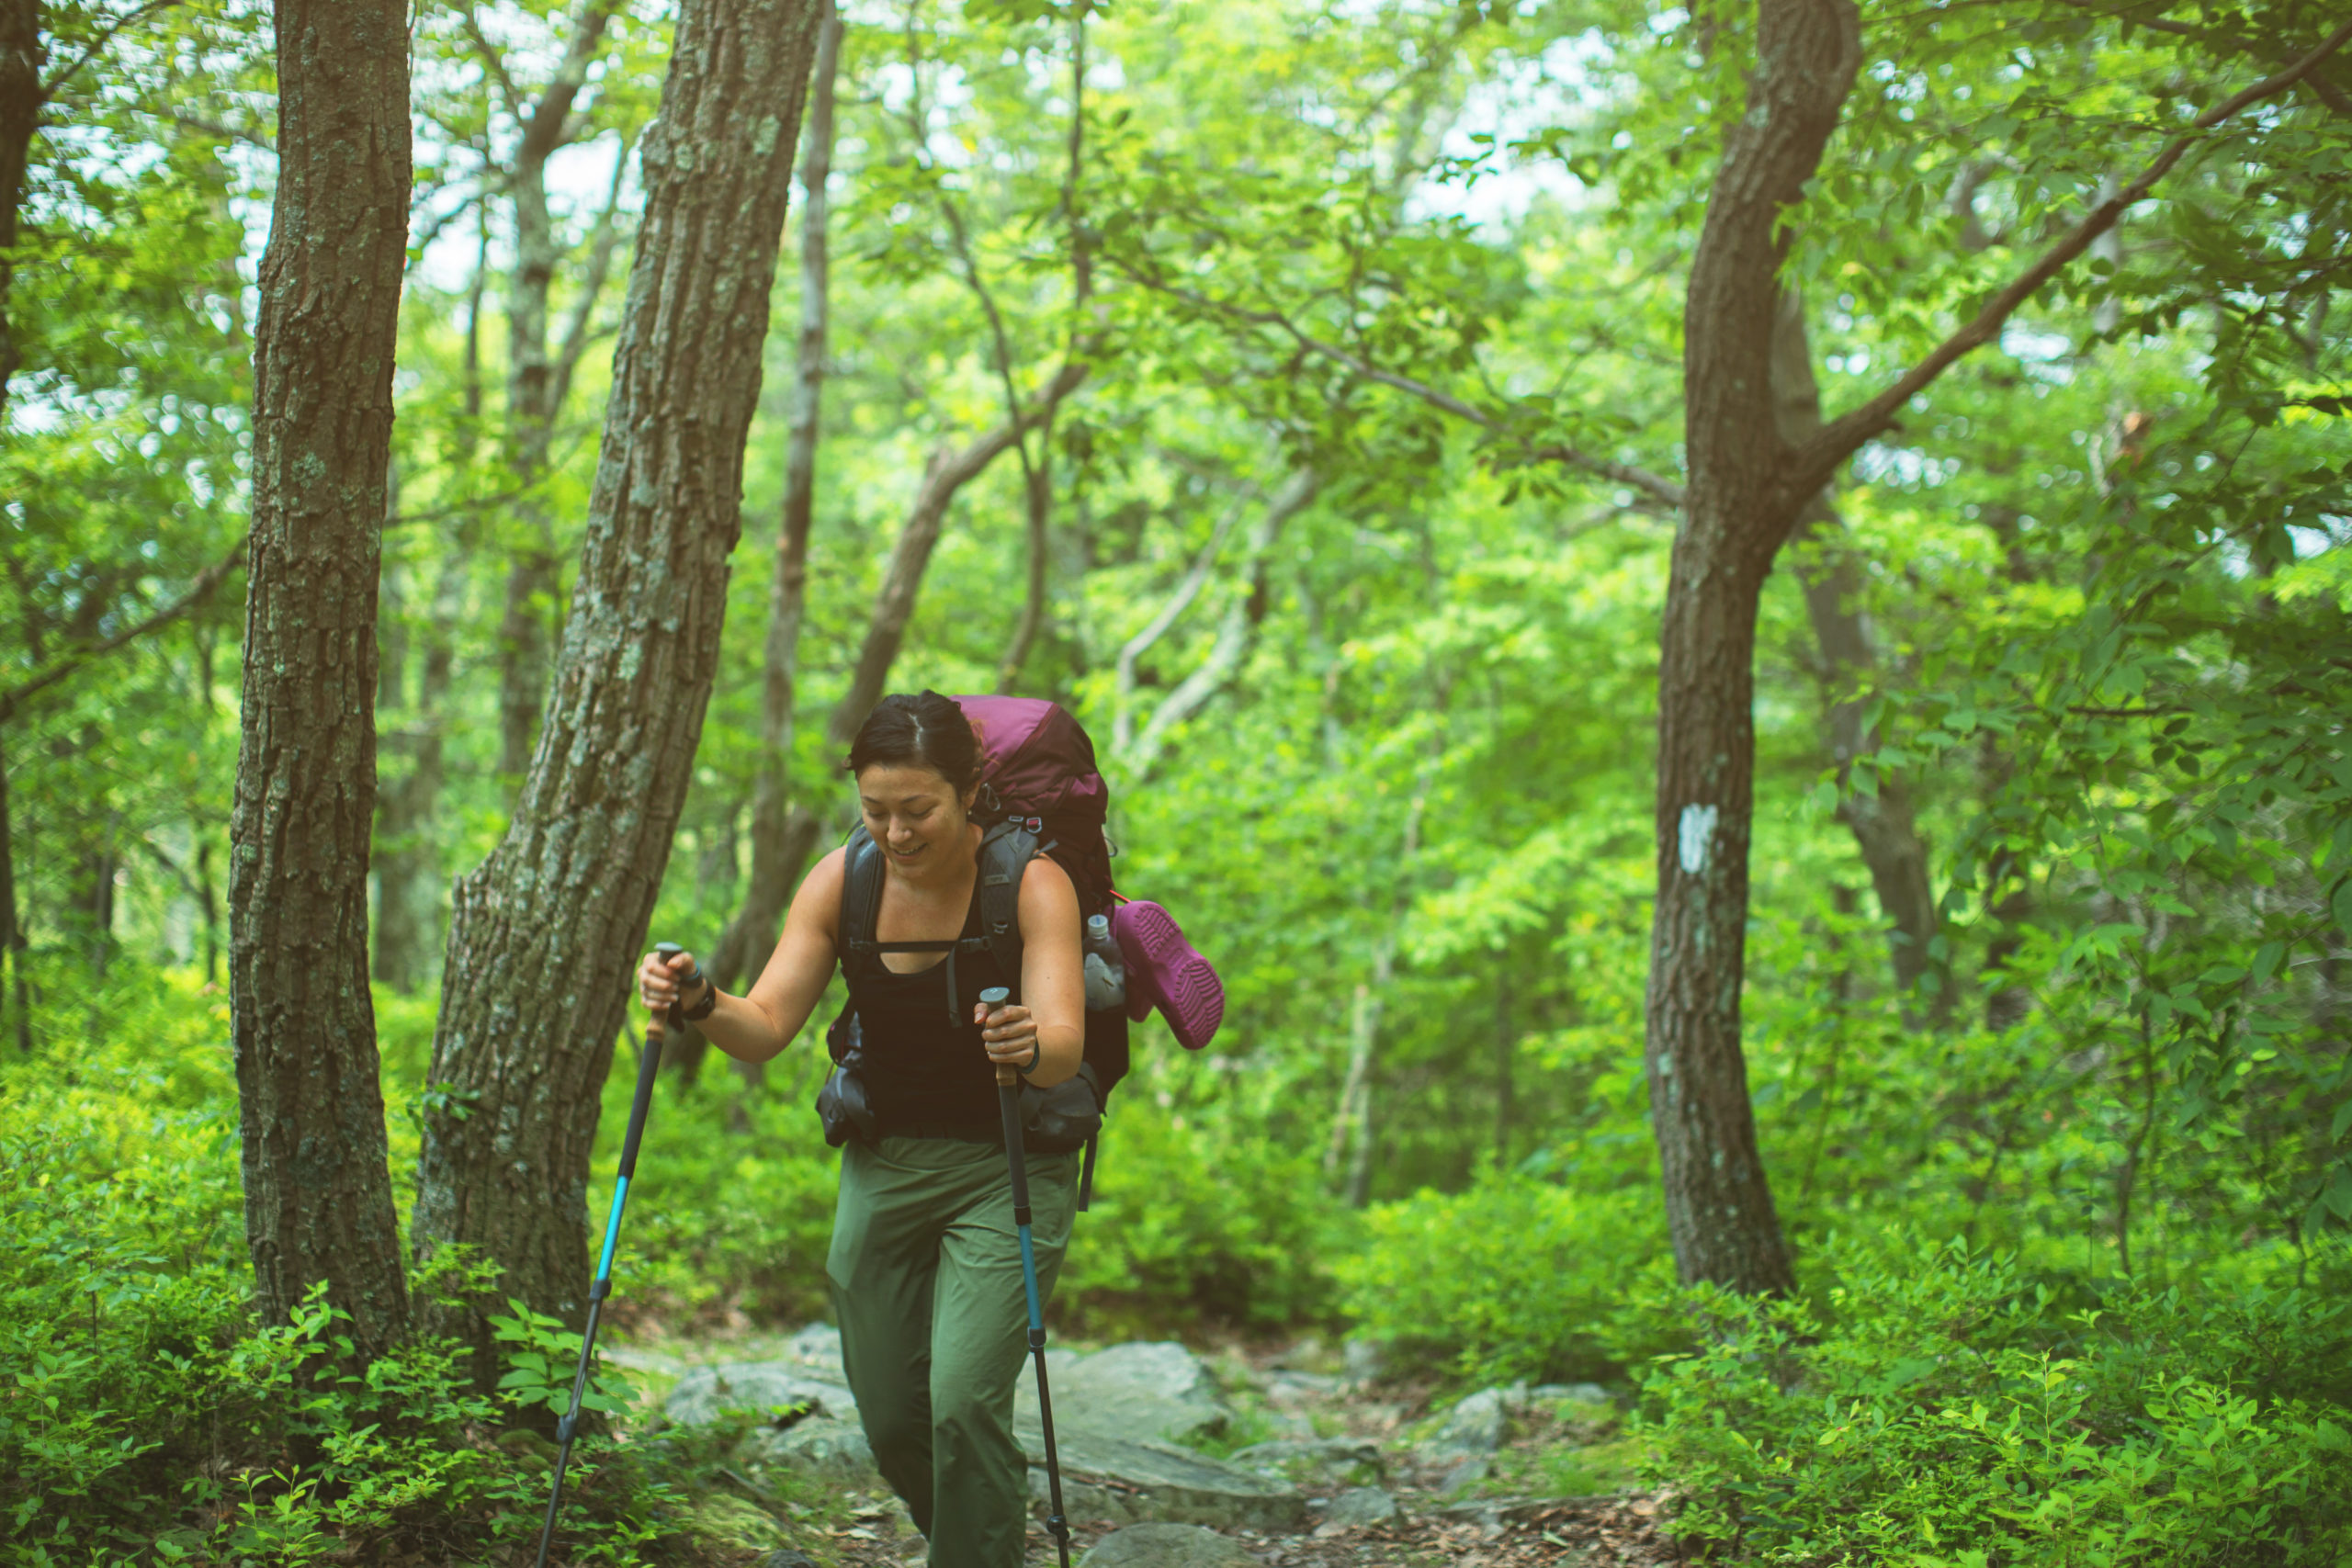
[1056,1096,1346,1337]
[0,1121,691,1565]
[1339,1172,1681,1385]
[1638,1233,2352,1567]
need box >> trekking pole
[981,986,1073,1568]
[532,942,698,1568]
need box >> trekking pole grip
[620,943,696,1179]
[979,987,1015,1087]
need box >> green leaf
[2326,1165,2352,1222]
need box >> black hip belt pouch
[816,1005,1103,1154]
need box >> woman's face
[856,763,976,872]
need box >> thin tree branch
[830,361,1092,746]
[460,8,527,126]
[1114,479,1255,753]
[548,128,635,415]
[158,107,274,152]
[1799,17,2352,488]
[40,0,181,100]
[517,0,618,167]
[0,536,245,723]
[2048,1,2352,119]
[1125,470,1318,776]
[407,167,510,263]
[1119,264,1688,513]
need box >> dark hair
[846,691,982,793]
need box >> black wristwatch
[682,979,720,1023]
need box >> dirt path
[629,1332,1679,1568]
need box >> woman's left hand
[977,1000,1039,1069]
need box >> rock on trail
[1080,1522,1261,1566]
[648,1326,1671,1563]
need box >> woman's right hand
[637,948,701,1017]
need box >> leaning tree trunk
[412,0,822,1383]
[1645,0,1859,1295]
[493,3,618,776]
[229,0,413,1359]
[1644,0,2350,1294]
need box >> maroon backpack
[956,694,1115,917]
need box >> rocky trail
[608,1327,1676,1567]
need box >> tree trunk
[1645,0,1859,1295]
[0,0,37,427]
[701,0,841,1008]
[1495,968,1514,1170]
[1769,289,1948,1020]
[492,5,620,777]
[412,0,822,1382]
[230,0,413,1359]
[0,2,34,1010]
[996,463,1052,693]
[0,729,20,1051]
[373,543,464,991]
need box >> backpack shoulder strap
[837,824,887,974]
[977,820,1042,984]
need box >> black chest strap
[838,821,1045,1025]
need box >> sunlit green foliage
[6,0,2351,1559]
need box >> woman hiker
[634,691,1099,1564]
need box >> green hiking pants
[828,1134,1079,1568]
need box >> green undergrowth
[14,967,2350,1566]
[0,976,845,1566]
[1339,1172,1684,1387]
[1636,1233,2352,1567]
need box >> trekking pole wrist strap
[682,979,719,1022]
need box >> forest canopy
[3,0,2349,1562]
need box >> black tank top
[845,877,1016,1136]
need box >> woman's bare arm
[638,850,846,1065]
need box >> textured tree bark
[701,0,841,1010]
[230,0,413,1357]
[412,0,822,1382]
[0,0,36,426]
[1769,290,1947,1020]
[1647,0,1858,1295]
